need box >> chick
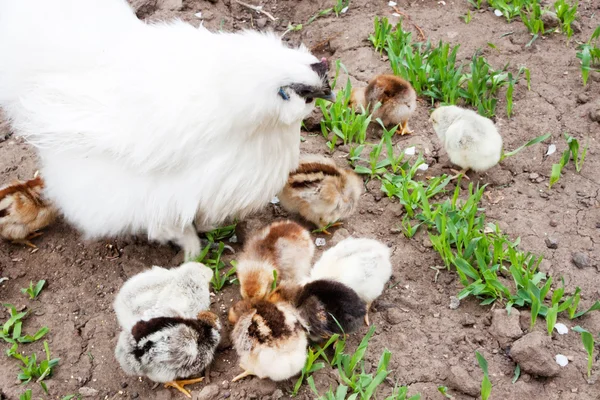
[294,279,366,341]
[113,262,220,397]
[236,220,315,301]
[0,173,57,248]
[429,106,503,179]
[309,238,392,326]
[229,299,308,382]
[278,155,363,234]
[350,75,417,135]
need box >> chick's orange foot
[164,377,204,398]
[450,168,471,181]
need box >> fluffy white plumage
[0,0,331,258]
[308,237,392,307]
[113,261,213,332]
[429,106,503,172]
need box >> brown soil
[1,0,599,399]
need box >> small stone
[120,382,128,389]
[460,313,476,326]
[539,192,549,199]
[390,227,402,234]
[549,219,558,227]
[206,0,218,3]
[330,228,350,245]
[255,17,268,29]
[79,387,99,397]
[422,237,433,248]
[529,172,540,181]
[384,308,403,325]
[449,296,460,310]
[490,309,523,346]
[572,252,591,269]
[272,390,284,400]
[571,20,582,33]
[541,11,560,29]
[577,93,590,104]
[545,237,559,249]
[194,384,220,400]
[589,108,600,123]
[447,366,480,397]
[131,393,139,399]
[510,332,560,377]
[433,313,440,318]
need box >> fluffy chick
[0,174,57,248]
[236,220,314,301]
[114,262,220,397]
[294,279,366,341]
[429,106,503,179]
[278,155,362,234]
[229,299,308,382]
[309,238,392,326]
[350,75,417,135]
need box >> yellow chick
[429,106,503,179]
[0,173,58,248]
[350,74,417,135]
[278,155,363,234]
[228,299,308,382]
[236,220,315,301]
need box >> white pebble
[546,144,556,156]
[388,1,397,6]
[494,9,503,16]
[417,163,429,171]
[404,146,416,155]
[554,323,569,335]
[194,12,202,18]
[341,6,349,13]
[315,238,326,247]
[270,196,280,204]
[392,12,401,17]
[555,354,569,367]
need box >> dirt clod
[490,309,523,347]
[572,251,592,269]
[79,387,99,397]
[385,308,403,325]
[545,237,559,249]
[447,366,481,397]
[449,296,460,310]
[194,384,220,400]
[541,12,560,29]
[510,332,560,377]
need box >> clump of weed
[21,280,46,300]
[577,26,600,85]
[549,133,588,188]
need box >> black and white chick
[114,262,221,397]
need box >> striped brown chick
[236,220,315,302]
[350,74,417,135]
[278,155,363,234]
[0,173,58,248]
[229,299,308,382]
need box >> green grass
[488,0,536,23]
[572,326,595,377]
[10,341,60,394]
[500,132,550,161]
[306,0,350,25]
[549,133,588,188]
[463,10,473,24]
[374,18,528,118]
[20,280,46,300]
[195,242,237,291]
[316,61,379,151]
[0,304,49,345]
[553,0,578,38]
[520,2,544,46]
[577,26,600,85]
[476,351,492,400]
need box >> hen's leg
[150,224,202,261]
[164,377,203,397]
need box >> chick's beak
[318,90,336,102]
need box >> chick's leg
[232,369,255,382]
[11,239,37,249]
[321,221,343,235]
[364,302,372,326]
[399,119,412,135]
[164,377,204,398]
[450,168,470,181]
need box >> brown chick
[278,155,363,234]
[236,220,315,302]
[0,174,57,248]
[350,74,417,135]
[229,299,307,382]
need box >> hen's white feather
[0,0,322,257]
[430,106,503,172]
[113,261,213,331]
[309,237,392,304]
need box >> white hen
[114,261,213,332]
[309,237,392,325]
[429,106,503,176]
[0,0,334,259]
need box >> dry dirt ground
[1,0,600,399]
